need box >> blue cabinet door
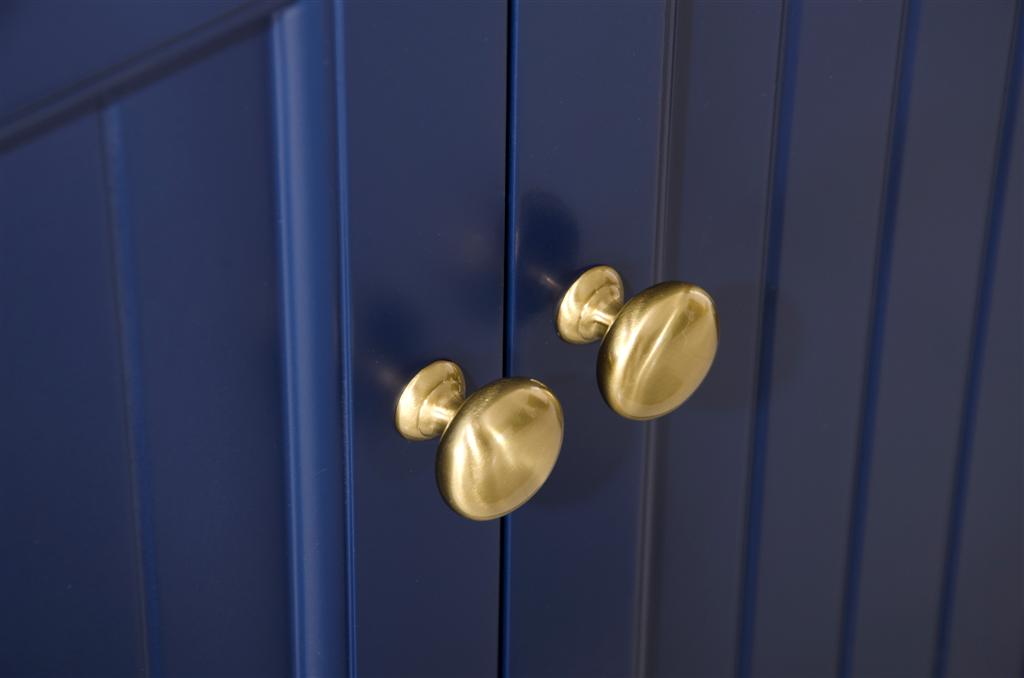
[505,1,1022,677]
[1,2,506,676]
[2,1,1021,677]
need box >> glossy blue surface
[509,0,1021,676]
[272,2,350,675]
[649,3,782,675]
[850,3,1017,675]
[945,24,1023,673]
[110,29,291,675]
[1,1,1021,676]
[0,114,145,677]
[340,1,507,674]
[0,0,290,144]
[505,2,667,675]
[3,1,507,675]
[750,3,903,675]
[0,0,246,121]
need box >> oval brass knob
[556,265,719,421]
[395,360,563,520]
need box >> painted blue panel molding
[0,114,145,676]
[112,30,291,676]
[0,0,288,131]
[272,1,350,676]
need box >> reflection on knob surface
[557,265,718,420]
[395,360,563,520]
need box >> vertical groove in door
[331,1,358,675]
[633,1,684,674]
[499,0,520,675]
[736,2,800,675]
[99,102,162,678]
[837,2,918,674]
[933,10,1022,676]
[504,4,667,673]
[339,3,504,672]
[272,3,351,675]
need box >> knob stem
[556,265,625,344]
[395,361,466,440]
[580,285,623,338]
[421,385,462,433]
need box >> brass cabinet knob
[556,265,719,421]
[395,360,563,521]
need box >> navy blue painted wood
[340,1,507,675]
[946,27,1022,675]
[0,115,145,675]
[508,2,1021,676]
[3,3,1022,676]
[110,29,291,675]
[748,3,904,676]
[646,3,782,675]
[506,1,668,675]
[1,2,510,674]
[271,2,350,675]
[0,0,286,128]
[849,2,1018,675]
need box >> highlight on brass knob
[395,360,564,521]
[556,265,719,421]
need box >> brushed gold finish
[395,360,563,521]
[557,265,719,420]
[556,265,625,344]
